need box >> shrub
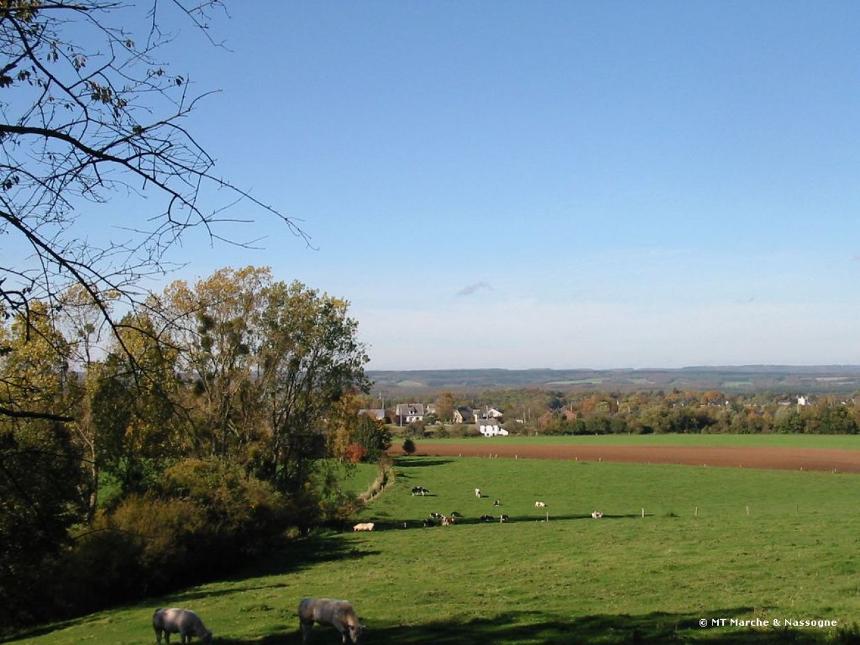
[344,442,367,463]
[402,438,416,455]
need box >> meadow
[8,456,860,644]
[418,433,860,450]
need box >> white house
[395,403,424,424]
[478,417,509,437]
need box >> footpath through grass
[9,456,860,644]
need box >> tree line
[0,266,390,629]
[372,389,860,436]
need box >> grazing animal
[480,514,495,522]
[499,514,510,523]
[352,522,375,532]
[299,598,363,644]
[411,486,430,496]
[153,608,212,644]
[493,499,501,507]
[534,501,546,509]
[591,511,604,519]
[474,488,481,497]
[441,515,455,526]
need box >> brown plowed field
[411,443,860,473]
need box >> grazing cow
[299,598,363,644]
[441,515,455,526]
[493,499,501,507]
[474,488,481,498]
[411,486,430,496]
[499,514,510,523]
[352,522,375,532]
[429,512,443,519]
[534,501,546,509]
[480,514,495,522]
[591,511,604,519]
[153,608,212,644]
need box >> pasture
[9,456,860,644]
[419,433,860,450]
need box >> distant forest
[368,366,860,395]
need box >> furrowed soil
[412,442,860,472]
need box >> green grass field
[418,433,860,451]
[8,456,860,644]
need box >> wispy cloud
[456,281,493,297]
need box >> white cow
[299,598,363,644]
[591,511,604,519]
[534,501,546,509]
[153,608,212,644]
[352,522,375,532]
[474,488,481,498]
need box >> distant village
[358,403,511,436]
[354,390,860,437]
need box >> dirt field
[413,443,860,473]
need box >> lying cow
[411,486,430,496]
[479,514,495,522]
[591,511,604,519]
[153,608,212,644]
[499,514,510,523]
[299,598,363,644]
[352,522,375,532]
[441,515,456,526]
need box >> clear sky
[133,1,860,369]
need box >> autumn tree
[254,279,369,490]
[0,1,305,420]
[0,305,82,625]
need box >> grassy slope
[9,457,860,644]
[418,433,860,450]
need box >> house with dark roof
[395,403,424,424]
[453,406,475,424]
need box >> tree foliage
[0,0,306,420]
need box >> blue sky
[125,2,860,369]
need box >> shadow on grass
[215,608,849,644]
[3,533,379,643]
[394,457,455,468]
[366,512,647,531]
[174,533,380,602]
